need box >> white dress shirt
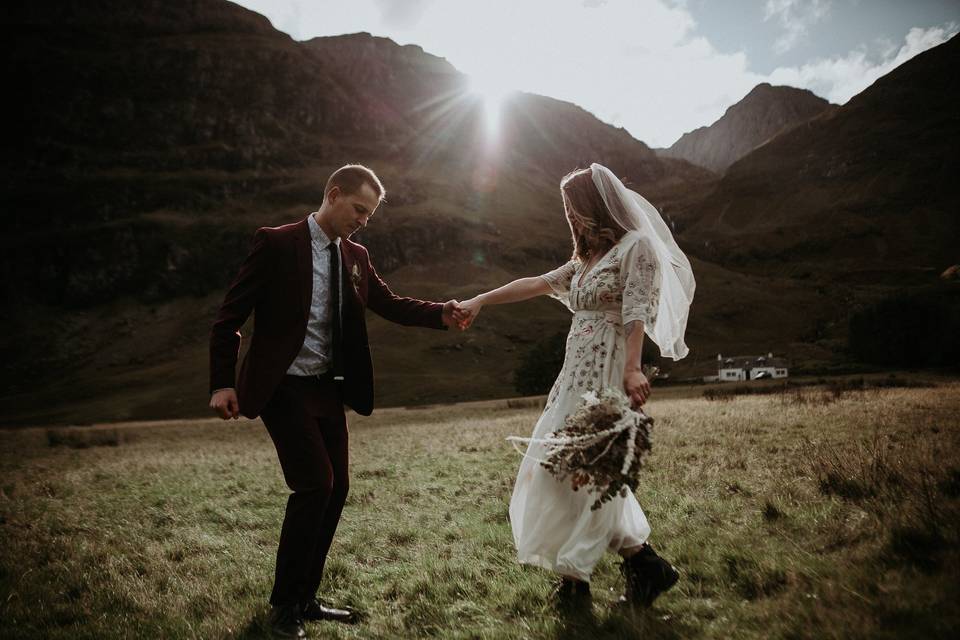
[286,214,341,376]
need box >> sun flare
[468,74,513,135]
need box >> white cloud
[371,0,435,29]
[767,23,959,104]
[232,1,955,147]
[764,0,832,54]
[235,0,760,147]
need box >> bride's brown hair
[561,167,625,262]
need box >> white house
[715,353,789,382]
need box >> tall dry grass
[0,384,957,639]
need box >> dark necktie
[329,242,344,381]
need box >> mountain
[658,83,835,173]
[679,35,960,282]
[3,1,953,427]
[0,0,718,425]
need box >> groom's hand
[442,300,466,331]
[454,297,482,330]
[210,388,240,419]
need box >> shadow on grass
[232,610,271,640]
[553,604,695,640]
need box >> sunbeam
[468,73,512,138]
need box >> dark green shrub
[513,333,567,395]
[848,284,960,367]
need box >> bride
[455,163,695,609]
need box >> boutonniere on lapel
[350,263,362,292]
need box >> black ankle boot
[620,544,680,607]
[552,577,592,611]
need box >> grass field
[1,383,958,639]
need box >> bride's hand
[623,369,651,408]
[456,297,483,329]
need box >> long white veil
[590,163,695,360]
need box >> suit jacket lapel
[294,218,312,322]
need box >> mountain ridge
[657,83,835,173]
[679,34,959,278]
[1,0,719,424]
[2,0,955,425]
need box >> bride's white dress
[509,230,661,582]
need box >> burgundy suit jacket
[209,217,446,418]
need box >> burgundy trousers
[259,374,349,607]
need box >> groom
[209,164,462,638]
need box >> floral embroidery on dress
[539,260,579,312]
[514,232,658,581]
[620,237,660,328]
[535,234,661,401]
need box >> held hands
[454,297,483,330]
[210,388,240,420]
[623,369,652,409]
[442,300,473,331]
[441,298,482,331]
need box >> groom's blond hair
[325,164,386,202]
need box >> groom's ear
[326,185,341,203]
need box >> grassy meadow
[1,382,959,639]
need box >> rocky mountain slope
[2,1,954,425]
[679,35,960,282]
[1,0,719,424]
[658,83,834,173]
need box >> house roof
[718,355,789,369]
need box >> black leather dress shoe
[268,604,307,639]
[301,598,359,624]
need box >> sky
[233,0,959,147]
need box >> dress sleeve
[539,260,577,311]
[620,236,660,328]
